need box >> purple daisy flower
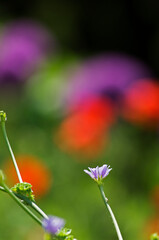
[0,20,52,83]
[84,164,112,182]
[42,216,65,235]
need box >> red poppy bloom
[122,80,159,126]
[5,155,52,198]
[56,97,116,159]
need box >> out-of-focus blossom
[150,233,159,240]
[42,216,65,235]
[26,55,79,115]
[56,96,116,159]
[84,164,112,183]
[5,155,52,197]
[122,80,159,126]
[65,54,151,107]
[0,20,52,83]
[143,217,159,240]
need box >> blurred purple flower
[42,216,65,235]
[66,53,152,106]
[84,164,112,182]
[0,20,52,83]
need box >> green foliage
[44,233,52,240]
[11,182,35,202]
[57,228,72,237]
[150,233,159,240]
[44,228,76,240]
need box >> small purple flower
[42,216,65,235]
[84,164,112,182]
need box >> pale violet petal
[94,166,99,179]
[84,169,95,179]
[88,167,97,178]
[99,164,107,178]
[103,166,112,178]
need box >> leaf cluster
[150,233,159,240]
[11,182,35,202]
[44,228,77,240]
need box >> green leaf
[65,235,76,240]
[11,182,35,202]
[150,233,159,240]
[44,228,77,240]
[57,228,72,237]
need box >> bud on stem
[0,111,7,122]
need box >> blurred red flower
[56,97,116,159]
[122,80,159,126]
[5,155,52,198]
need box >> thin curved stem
[0,117,48,221]
[1,122,23,183]
[32,202,48,219]
[14,193,48,219]
[1,187,48,219]
[0,186,6,192]
[98,184,123,240]
[1,182,42,225]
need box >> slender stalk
[98,184,123,240]
[1,181,42,225]
[0,186,6,192]
[0,113,48,221]
[14,193,48,219]
[1,122,23,183]
[1,187,48,219]
[32,202,48,219]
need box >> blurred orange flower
[143,216,159,240]
[56,97,116,159]
[5,155,52,198]
[122,80,159,126]
[140,186,159,239]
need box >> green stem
[0,113,48,224]
[15,193,48,219]
[0,187,48,219]
[98,184,123,240]
[1,122,23,183]
[32,202,48,219]
[1,181,42,225]
[0,186,6,192]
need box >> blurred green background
[0,1,159,240]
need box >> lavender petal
[84,169,95,179]
[103,166,112,178]
[99,164,107,178]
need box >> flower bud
[0,111,7,122]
